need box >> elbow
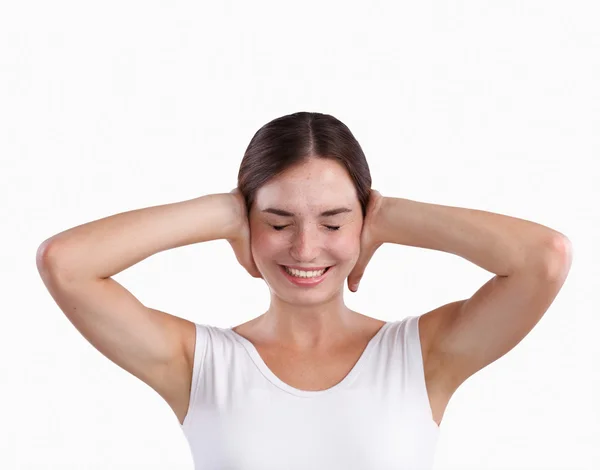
[36,239,65,275]
[535,234,573,280]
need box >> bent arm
[37,192,239,281]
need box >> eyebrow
[262,207,353,217]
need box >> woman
[37,111,572,469]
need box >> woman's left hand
[347,189,387,292]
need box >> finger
[241,240,261,278]
[247,255,262,278]
[348,247,374,291]
[243,231,262,279]
[348,277,359,292]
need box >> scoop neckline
[226,321,393,397]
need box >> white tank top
[180,315,440,469]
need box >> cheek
[249,226,361,261]
[328,235,361,261]
[250,229,279,259]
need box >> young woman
[37,112,572,469]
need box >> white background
[2,1,598,469]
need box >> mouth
[278,265,333,286]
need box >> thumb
[348,278,361,293]
[348,255,367,293]
[348,271,363,292]
[348,240,381,292]
[243,246,262,279]
[228,233,262,279]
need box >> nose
[289,224,321,263]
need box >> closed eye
[271,225,340,232]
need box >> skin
[246,157,372,353]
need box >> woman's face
[249,158,364,302]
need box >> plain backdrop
[2,1,598,469]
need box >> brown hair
[237,111,372,218]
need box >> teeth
[284,266,327,278]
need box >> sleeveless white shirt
[180,315,440,469]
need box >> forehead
[255,159,358,211]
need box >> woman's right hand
[226,188,262,279]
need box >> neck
[256,295,361,352]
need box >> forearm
[374,196,568,276]
[37,193,238,281]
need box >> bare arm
[374,196,568,276]
[373,196,572,394]
[35,192,244,424]
[37,192,240,280]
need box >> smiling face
[248,157,364,303]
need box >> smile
[279,265,333,286]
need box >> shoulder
[181,321,248,366]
